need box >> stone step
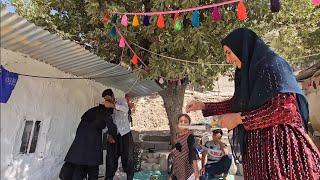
[141,141,171,151]
[140,135,171,142]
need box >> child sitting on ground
[200,128,232,180]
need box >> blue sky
[1,0,16,13]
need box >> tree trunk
[159,84,186,146]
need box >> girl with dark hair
[186,28,320,180]
[170,114,200,180]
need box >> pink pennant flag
[121,15,128,26]
[119,37,126,48]
[312,0,320,5]
[177,79,182,86]
[159,78,164,84]
[211,7,221,21]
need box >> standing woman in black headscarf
[186,28,320,180]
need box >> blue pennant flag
[109,27,117,38]
[191,10,200,28]
[1,65,19,103]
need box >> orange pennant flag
[102,14,109,23]
[132,15,140,27]
[157,15,165,29]
[237,1,247,21]
[131,54,138,65]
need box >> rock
[152,153,161,159]
[158,155,168,171]
[152,150,170,158]
[146,158,158,164]
[141,153,150,160]
[152,164,161,171]
[141,162,156,171]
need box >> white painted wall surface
[304,77,320,149]
[1,48,124,180]
[308,91,320,132]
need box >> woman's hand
[217,113,242,130]
[186,100,205,113]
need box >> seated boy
[200,128,232,180]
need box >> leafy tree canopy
[9,0,320,88]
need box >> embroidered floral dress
[202,93,320,180]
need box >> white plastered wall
[1,48,123,180]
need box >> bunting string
[84,63,121,77]
[14,72,132,79]
[288,52,320,61]
[113,24,232,67]
[106,2,318,71]
[128,40,232,66]
[125,77,140,93]
[125,37,320,66]
[156,76,190,88]
[111,0,241,16]
[159,76,187,81]
[104,0,248,30]
[114,25,148,68]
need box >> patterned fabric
[204,141,225,164]
[172,132,194,180]
[242,94,299,130]
[202,93,320,180]
[202,99,232,117]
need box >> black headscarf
[221,28,309,162]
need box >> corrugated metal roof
[0,8,162,97]
[297,62,320,81]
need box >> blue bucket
[133,170,168,180]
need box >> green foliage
[10,0,320,89]
[265,1,320,66]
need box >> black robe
[64,104,116,166]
